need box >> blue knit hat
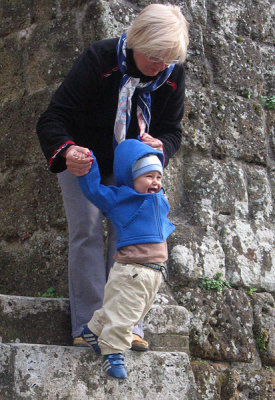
[132,154,163,180]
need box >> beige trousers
[88,262,162,355]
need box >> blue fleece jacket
[78,139,175,250]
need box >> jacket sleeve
[150,64,185,166]
[36,48,101,173]
[78,152,118,216]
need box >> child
[77,139,175,379]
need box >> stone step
[0,293,190,353]
[0,343,197,399]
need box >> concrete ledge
[0,295,189,352]
[0,343,197,399]
[0,294,71,346]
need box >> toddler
[77,139,175,379]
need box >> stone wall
[0,0,274,398]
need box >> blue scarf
[114,33,174,147]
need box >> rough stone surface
[1,0,274,298]
[175,287,256,363]
[0,344,197,399]
[0,294,189,353]
[1,0,275,398]
[191,360,275,400]
[0,294,72,346]
[143,304,190,352]
[251,292,275,366]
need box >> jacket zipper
[155,195,163,241]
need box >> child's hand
[72,149,89,160]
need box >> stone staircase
[0,286,198,399]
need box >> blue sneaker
[80,325,101,354]
[103,353,127,379]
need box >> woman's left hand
[140,133,163,153]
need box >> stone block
[0,232,69,297]
[0,35,25,104]
[23,16,83,95]
[0,295,190,352]
[176,287,257,363]
[145,304,190,353]
[0,165,65,238]
[168,224,225,286]
[205,33,263,96]
[0,344,197,399]
[0,295,71,345]
[218,219,275,292]
[0,90,56,172]
[191,360,275,400]
[183,89,267,165]
[251,292,275,366]
[260,44,275,92]
[191,360,224,400]
[0,0,57,37]
[185,25,211,87]
[0,344,14,398]
[221,368,275,400]
[87,0,136,41]
[245,164,273,221]
[0,0,32,37]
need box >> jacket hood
[113,139,164,188]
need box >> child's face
[133,171,162,194]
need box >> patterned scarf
[114,33,174,147]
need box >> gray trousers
[57,170,143,339]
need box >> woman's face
[133,51,169,76]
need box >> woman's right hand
[63,145,93,176]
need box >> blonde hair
[127,3,189,63]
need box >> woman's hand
[140,133,163,153]
[63,145,93,176]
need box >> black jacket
[36,38,186,175]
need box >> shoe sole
[73,343,90,348]
[131,344,149,351]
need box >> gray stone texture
[0,294,190,353]
[176,287,256,363]
[0,344,197,399]
[251,292,275,366]
[191,360,275,400]
[1,0,275,398]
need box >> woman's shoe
[73,336,89,347]
[131,334,149,351]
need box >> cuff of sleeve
[49,141,75,173]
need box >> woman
[36,3,189,350]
